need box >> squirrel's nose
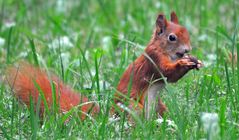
[184,46,192,53]
[185,49,189,53]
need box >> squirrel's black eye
[168,33,177,42]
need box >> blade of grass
[51,80,58,117]
[59,109,74,125]
[237,43,239,119]
[94,49,103,100]
[78,47,93,80]
[219,97,226,138]
[29,38,39,66]
[0,0,4,30]
[224,62,236,118]
[58,37,65,82]
[33,80,50,116]
[10,97,15,139]
[29,95,37,140]
[6,27,13,64]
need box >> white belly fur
[145,83,164,119]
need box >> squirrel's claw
[196,60,203,70]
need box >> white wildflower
[155,117,164,124]
[0,37,5,46]
[200,112,220,139]
[207,54,216,61]
[202,53,217,67]
[118,33,124,40]
[155,2,161,8]
[4,21,16,28]
[198,34,208,41]
[84,50,90,60]
[60,52,70,68]
[155,117,177,129]
[56,0,65,13]
[49,36,74,49]
[19,51,28,57]
[108,114,121,124]
[102,36,111,50]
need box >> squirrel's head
[151,12,192,61]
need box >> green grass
[0,0,238,139]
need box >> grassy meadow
[0,0,238,139]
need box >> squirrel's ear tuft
[156,13,167,31]
[170,11,179,24]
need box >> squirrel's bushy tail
[5,63,99,119]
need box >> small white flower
[4,21,16,28]
[198,34,208,41]
[84,50,90,60]
[118,33,124,40]
[56,0,66,13]
[60,52,70,68]
[155,2,161,8]
[102,36,111,50]
[200,112,220,139]
[108,115,120,124]
[202,53,217,67]
[19,51,28,57]
[155,117,164,124]
[99,81,111,90]
[49,36,74,49]
[102,36,111,44]
[0,37,5,46]
[155,117,177,130]
[207,54,216,61]
[166,119,176,127]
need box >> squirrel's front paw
[177,58,197,68]
[183,55,203,70]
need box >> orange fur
[114,12,202,117]
[5,64,99,120]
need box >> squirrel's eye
[168,33,177,42]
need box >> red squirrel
[5,63,99,120]
[114,12,202,119]
[4,12,202,121]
